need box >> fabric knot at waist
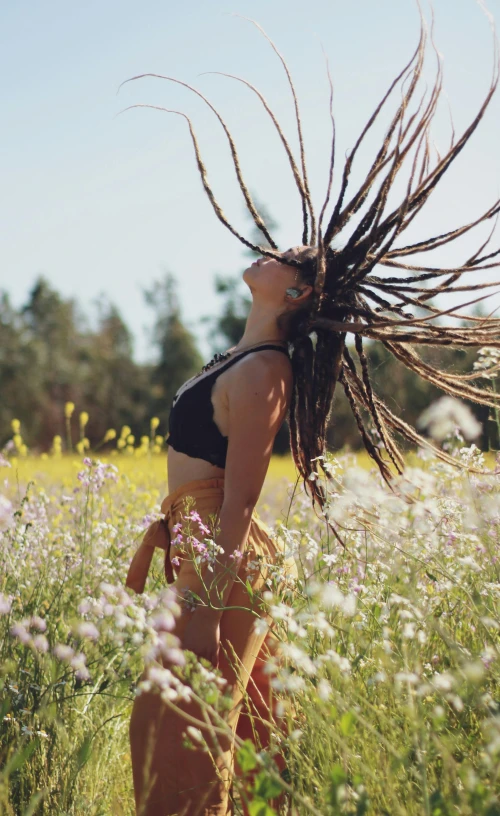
[124,477,225,595]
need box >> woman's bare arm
[189,352,291,619]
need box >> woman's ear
[285,284,313,303]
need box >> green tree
[79,295,151,443]
[0,292,37,443]
[144,272,203,436]
[0,280,81,446]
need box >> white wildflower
[394,671,420,685]
[0,593,13,615]
[317,678,332,700]
[253,618,270,636]
[417,396,482,442]
[432,671,455,692]
[76,622,100,640]
[185,726,205,744]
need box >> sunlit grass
[4,450,378,492]
[2,439,500,815]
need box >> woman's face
[242,246,309,304]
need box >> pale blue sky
[2,0,500,360]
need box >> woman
[126,246,313,816]
[122,11,500,815]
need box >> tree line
[0,266,495,456]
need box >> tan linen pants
[127,478,298,816]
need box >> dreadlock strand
[374,394,492,475]
[387,61,500,240]
[326,23,432,247]
[375,259,500,277]
[374,278,500,300]
[234,15,317,243]
[358,50,498,264]
[343,346,405,473]
[339,369,394,485]
[354,335,405,473]
[116,103,272,253]
[322,27,425,245]
[384,199,500,259]
[384,340,500,410]
[202,71,310,241]
[318,50,336,239]
[118,73,278,249]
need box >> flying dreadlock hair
[117,8,500,523]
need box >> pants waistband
[125,478,225,595]
[160,477,225,518]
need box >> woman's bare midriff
[167,445,224,494]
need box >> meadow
[1,417,500,815]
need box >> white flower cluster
[417,396,483,442]
[473,346,500,379]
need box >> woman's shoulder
[224,347,293,397]
[235,346,291,374]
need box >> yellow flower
[104,429,116,442]
[120,425,131,439]
[64,402,75,419]
[155,436,164,446]
[140,436,149,446]
[79,411,89,428]
[150,417,160,431]
[83,437,90,450]
[13,434,22,449]
[19,445,28,457]
[11,419,21,434]
[53,435,62,444]
[127,434,135,445]
[117,439,126,450]
[76,441,85,455]
[153,444,161,455]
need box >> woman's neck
[234,302,287,350]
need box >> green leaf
[237,739,257,772]
[252,771,283,800]
[340,711,356,736]
[245,579,254,600]
[22,789,46,816]
[426,571,438,582]
[2,741,37,776]
[330,763,347,787]
[75,735,93,771]
[248,800,276,816]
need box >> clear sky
[2,0,500,360]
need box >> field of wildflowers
[1,379,500,814]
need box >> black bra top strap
[204,343,290,378]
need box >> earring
[286,287,302,299]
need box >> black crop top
[167,344,290,468]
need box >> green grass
[1,445,499,814]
